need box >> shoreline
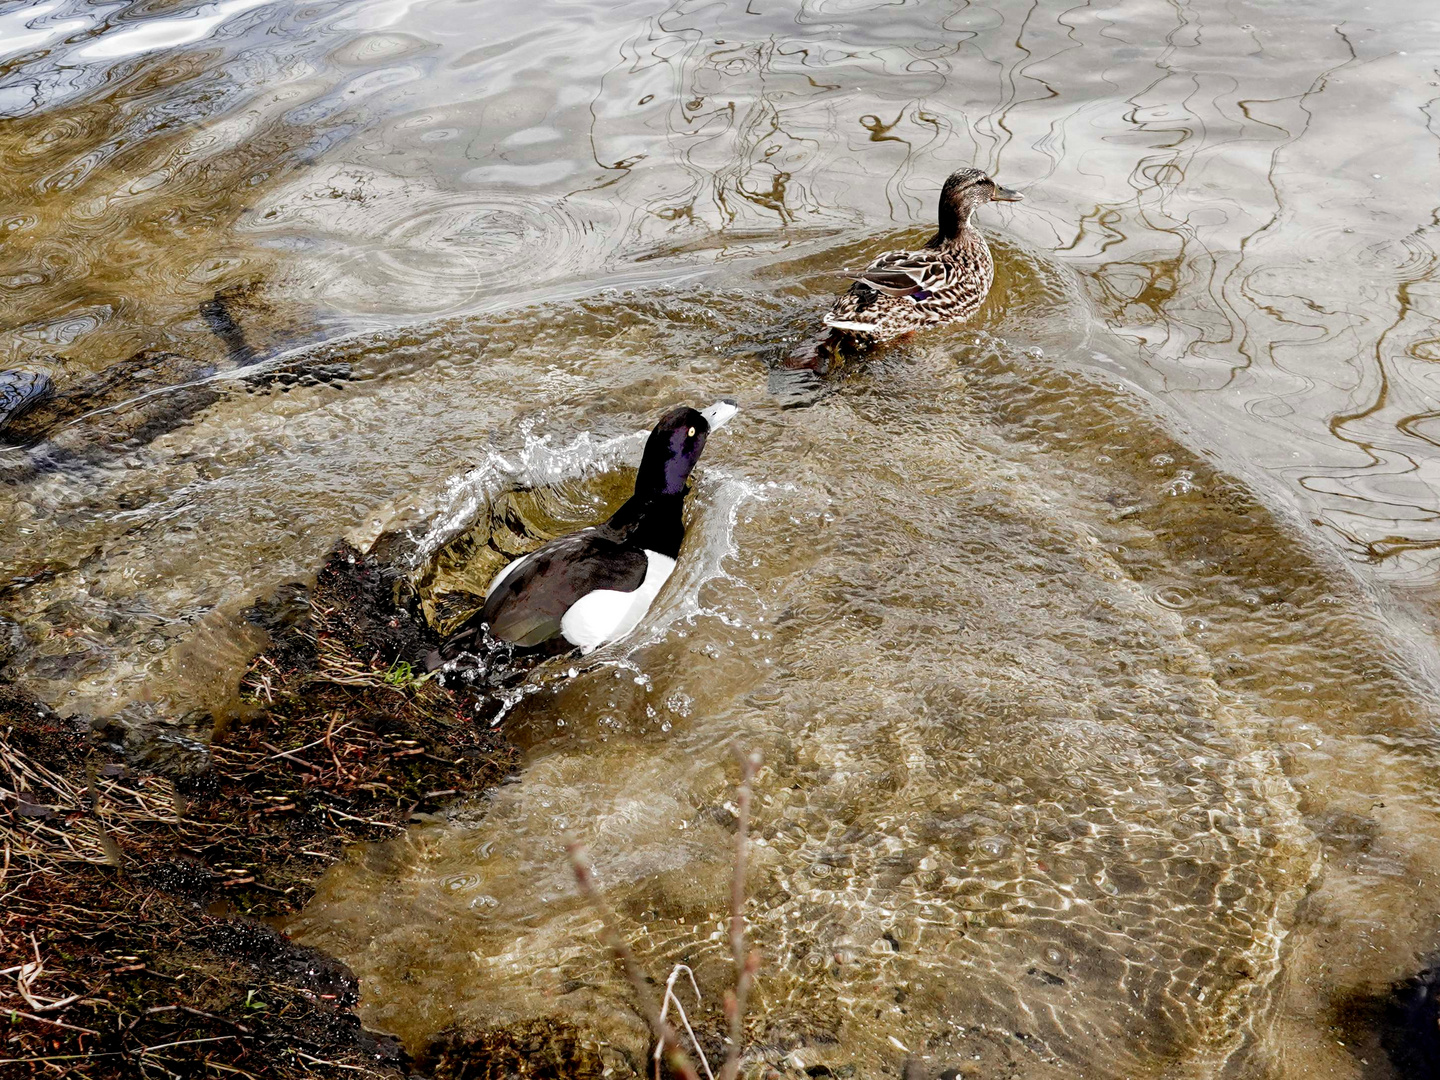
[1,540,517,1078]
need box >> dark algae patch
[1329,962,1440,1078]
[0,541,520,1077]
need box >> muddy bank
[1,540,518,1077]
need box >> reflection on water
[5,0,1440,1076]
[7,0,1440,573]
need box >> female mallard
[823,167,1023,341]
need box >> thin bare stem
[567,839,701,1080]
[719,748,761,1080]
[658,965,714,1080]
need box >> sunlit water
[4,1,1440,1076]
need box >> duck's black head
[635,399,739,498]
[937,167,1023,242]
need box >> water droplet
[1151,585,1194,610]
[1162,470,1196,496]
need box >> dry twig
[658,964,715,1080]
[720,749,761,1080]
[566,840,702,1080]
[568,747,763,1080]
[2,1007,100,1036]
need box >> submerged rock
[0,288,348,477]
[1,349,223,450]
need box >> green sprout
[382,658,431,689]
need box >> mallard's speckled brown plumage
[823,167,1023,342]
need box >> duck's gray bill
[701,399,739,430]
[991,184,1024,202]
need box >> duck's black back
[477,530,650,647]
[602,490,686,559]
[435,490,687,659]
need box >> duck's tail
[768,327,861,407]
[780,326,846,373]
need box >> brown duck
[822,167,1023,341]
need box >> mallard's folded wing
[849,251,953,298]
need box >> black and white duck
[822,167,1023,341]
[428,399,739,668]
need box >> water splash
[409,425,649,566]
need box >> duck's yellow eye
[687,426,696,437]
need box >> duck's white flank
[560,549,676,654]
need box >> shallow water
[5,1,1440,1076]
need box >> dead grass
[0,542,519,1077]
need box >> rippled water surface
[6,0,1440,1076]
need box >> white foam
[598,469,771,660]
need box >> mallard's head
[938,168,1023,238]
